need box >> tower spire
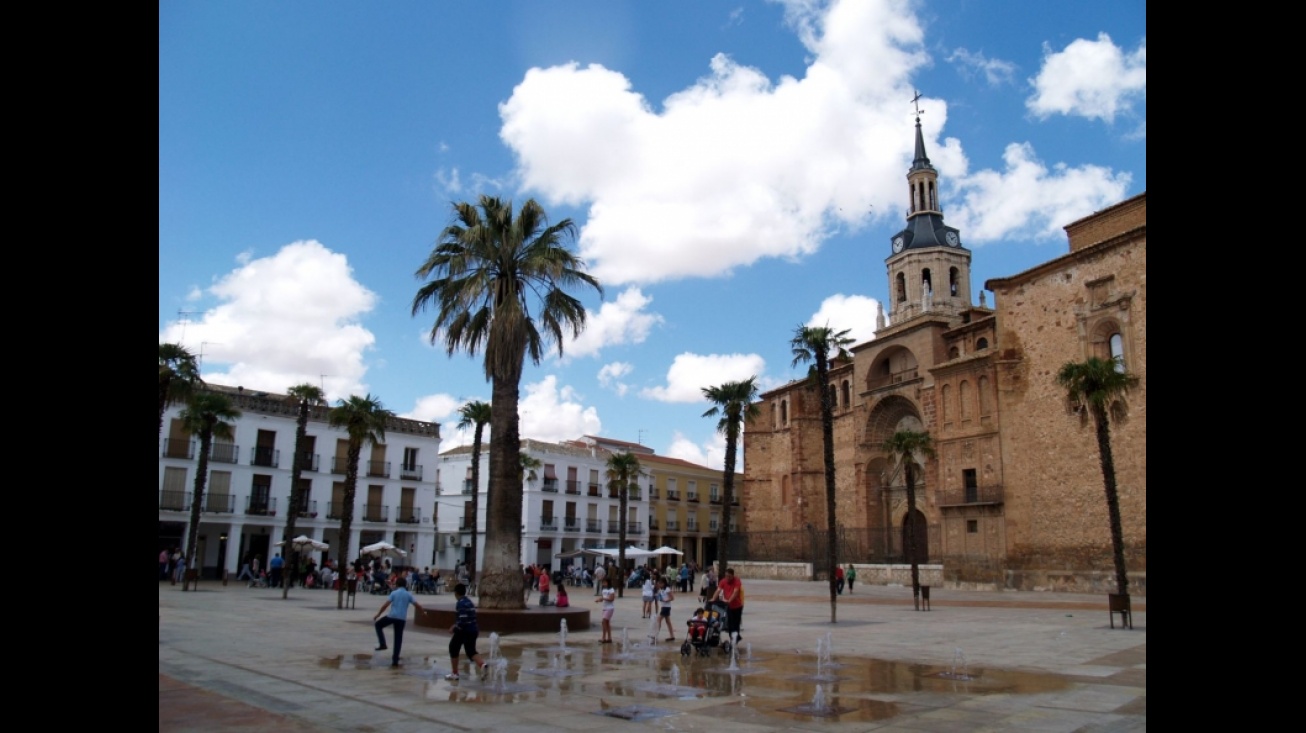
[910,90,933,172]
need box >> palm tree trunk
[283,401,309,600]
[482,371,524,609]
[905,462,921,610]
[1093,405,1129,596]
[184,425,212,592]
[818,355,838,623]
[335,442,360,609]
[468,429,482,587]
[717,424,738,576]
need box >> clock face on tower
[892,236,905,253]
[945,231,959,246]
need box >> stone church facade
[740,118,1146,594]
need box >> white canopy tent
[360,541,407,558]
[554,546,656,560]
[649,546,684,556]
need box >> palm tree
[456,400,492,587]
[606,451,643,598]
[159,343,204,439]
[519,452,541,482]
[282,383,326,600]
[412,195,601,610]
[701,377,760,577]
[177,392,240,591]
[1056,357,1140,597]
[882,430,934,610]
[328,394,394,609]
[791,324,854,622]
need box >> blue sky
[159,0,1146,468]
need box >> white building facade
[158,384,441,577]
[435,438,652,574]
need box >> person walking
[172,549,187,585]
[641,573,656,619]
[373,578,423,668]
[593,563,606,596]
[269,553,285,588]
[655,578,676,642]
[847,564,857,594]
[236,552,256,582]
[159,548,170,580]
[537,568,551,606]
[835,564,845,595]
[445,583,489,682]
[595,577,616,643]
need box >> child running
[655,577,675,641]
[445,583,489,682]
[595,577,616,643]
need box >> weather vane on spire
[911,90,926,121]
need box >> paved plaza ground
[159,578,1145,732]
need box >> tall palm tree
[791,324,854,622]
[606,451,643,598]
[282,383,326,600]
[413,195,601,610]
[159,343,204,439]
[1056,357,1140,597]
[177,392,240,591]
[456,400,492,587]
[701,377,760,577]
[882,430,934,610]
[329,394,394,609]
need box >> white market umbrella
[278,535,330,552]
[360,541,407,558]
[649,546,684,556]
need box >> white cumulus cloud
[1027,33,1146,123]
[598,361,634,396]
[564,287,664,359]
[806,294,882,347]
[158,240,377,401]
[642,353,768,403]
[520,375,602,442]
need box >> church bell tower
[886,96,973,324]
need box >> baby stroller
[680,602,732,657]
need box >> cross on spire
[911,90,926,120]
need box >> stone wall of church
[989,222,1146,594]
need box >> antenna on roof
[637,429,646,446]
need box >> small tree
[178,392,240,591]
[701,377,760,575]
[791,324,854,622]
[329,394,393,609]
[882,430,934,610]
[606,451,643,598]
[1056,357,1140,597]
[457,400,492,586]
[282,383,326,599]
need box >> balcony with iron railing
[565,480,581,495]
[326,502,347,520]
[686,521,699,532]
[870,367,920,391]
[709,520,719,531]
[665,519,679,531]
[585,519,603,533]
[709,495,721,504]
[628,489,642,502]
[462,480,477,495]
[331,456,349,475]
[295,452,319,472]
[366,460,390,479]
[541,478,559,493]
[588,482,601,497]
[626,521,644,535]
[363,504,389,522]
[937,484,1004,507]
[251,446,280,468]
[245,496,277,516]
[649,487,660,499]
[396,506,421,524]
[159,490,188,511]
[540,517,558,531]
[667,490,680,501]
[205,494,236,513]
[163,439,194,460]
[649,518,660,530]
[295,499,319,519]
[210,442,239,464]
[564,517,581,531]
[687,493,699,503]
[400,463,423,481]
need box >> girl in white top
[655,578,675,641]
[596,578,616,643]
[641,574,656,618]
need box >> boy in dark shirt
[445,583,489,682]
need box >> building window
[1109,333,1126,371]
[967,520,978,533]
[780,400,788,426]
[976,337,988,350]
[963,469,978,503]
[959,380,972,421]
[841,380,851,408]
[940,384,951,425]
[950,267,960,297]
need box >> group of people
[834,563,857,594]
[158,547,189,584]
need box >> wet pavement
[159,579,1145,731]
